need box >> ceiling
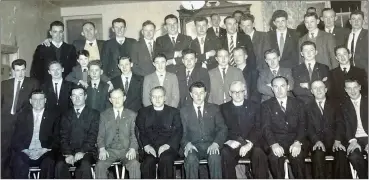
[46,0,137,7]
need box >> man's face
[225,18,237,34]
[350,14,363,30]
[321,10,336,28]
[211,15,221,27]
[182,53,197,70]
[229,83,245,103]
[240,20,254,34]
[273,17,287,31]
[48,63,64,79]
[153,57,166,73]
[304,16,319,31]
[78,55,89,67]
[118,59,133,75]
[109,90,125,109]
[82,23,97,41]
[151,89,166,108]
[29,93,46,110]
[190,87,206,105]
[142,24,155,40]
[233,13,242,22]
[311,81,327,99]
[71,88,87,107]
[335,48,351,65]
[233,49,247,66]
[13,64,26,80]
[88,65,102,80]
[272,78,289,99]
[165,18,178,35]
[49,25,64,43]
[216,50,230,67]
[301,45,317,61]
[112,22,126,38]
[195,20,207,36]
[265,52,280,69]
[345,82,361,100]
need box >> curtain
[361,1,368,29]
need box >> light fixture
[227,1,249,4]
[206,1,220,7]
[181,1,206,11]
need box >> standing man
[155,14,192,73]
[296,7,324,37]
[131,20,157,77]
[321,8,349,46]
[55,86,99,179]
[31,21,77,84]
[136,86,182,178]
[181,81,227,179]
[101,18,137,78]
[95,88,140,179]
[207,13,227,38]
[232,10,245,33]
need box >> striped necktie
[229,36,235,66]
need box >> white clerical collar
[232,100,244,106]
[153,105,164,111]
[52,41,63,48]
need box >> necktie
[318,101,324,115]
[82,69,88,82]
[222,68,226,83]
[186,70,191,86]
[118,40,123,45]
[200,37,205,45]
[54,83,58,100]
[12,80,22,114]
[197,106,203,120]
[215,28,219,36]
[308,63,313,80]
[229,36,235,66]
[89,42,93,46]
[76,109,81,118]
[351,33,355,66]
[280,101,286,112]
[148,41,153,57]
[272,70,277,77]
[343,67,348,74]
[279,33,285,55]
[310,32,315,39]
[93,83,97,89]
[329,29,332,34]
[124,77,129,93]
[171,37,176,45]
[116,110,121,121]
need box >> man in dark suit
[55,86,99,179]
[296,7,324,37]
[240,14,271,70]
[41,61,73,116]
[111,57,143,112]
[292,41,330,104]
[329,45,367,103]
[232,10,245,34]
[207,13,227,38]
[342,79,368,179]
[189,17,222,70]
[267,10,300,69]
[321,8,350,46]
[155,14,192,73]
[220,16,256,69]
[11,90,59,179]
[257,49,294,102]
[261,76,306,179]
[101,18,137,78]
[86,60,110,112]
[307,80,351,178]
[346,10,368,72]
[131,20,157,77]
[234,47,260,103]
[220,81,268,179]
[1,59,39,178]
[136,86,182,179]
[31,21,77,84]
[299,12,337,69]
[176,49,210,108]
[181,81,227,179]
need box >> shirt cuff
[172,59,176,65]
[349,138,357,144]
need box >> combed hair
[77,50,90,58]
[194,17,208,24]
[153,53,167,62]
[304,12,319,20]
[88,60,102,69]
[48,61,62,69]
[49,21,64,30]
[164,14,178,24]
[82,21,96,28]
[271,76,289,86]
[11,59,27,69]
[232,10,244,17]
[142,20,156,29]
[182,48,197,57]
[189,81,207,92]
[109,88,126,97]
[264,48,280,59]
[321,8,336,16]
[223,16,235,24]
[112,18,126,27]
[30,89,45,99]
[350,10,364,19]
[150,86,166,96]
[344,78,361,86]
[272,10,288,21]
[334,45,350,56]
[118,56,132,63]
[300,41,316,51]
[240,14,255,23]
[233,46,247,55]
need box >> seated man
[220,81,268,178]
[11,90,59,179]
[307,80,351,178]
[342,78,368,179]
[261,76,306,179]
[136,86,182,178]
[55,86,99,179]
[95,88,140,179]
[181,81,227,179]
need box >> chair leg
[349,162,358,179]
[37,171,40,179]
[121,166,126,179]
[155,164,158,179]
[91,167,95,179]
[284,160,289,179]
[115,164,120,179]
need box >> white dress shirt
[169,34,179,44]
[309,28,319,39]
[218,66,229,80]
[340,64,351,72]
[350,95,368,140]
[113,107,124,119]
[52,78,63,99]
[247,30,255,41]
[237,63,247,71]
[28,108,45,160]
[315,98,326,114]
[156,71,166,86]
[305,60,316,70]
[270,66,280,75]
[74,105,85,115]
[144,38,154,53]
[198,35,206,54]
[51,41,63,48]
[11,78,24,115]
[276,29,287,48]
[347,28,362,56]
[121,72,132,87]
[325,26,335,34]
[193,102,204,118]
[91,79,101,89]
[86,39,97,46]
[116,37,126,44]
[153,105,164,111]
[276,96,288,110]
[232,100,244,106]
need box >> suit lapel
[251,31,259,45]
[140,39,151,57]
[39,110,47,139]
[283,29,293,57]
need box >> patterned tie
[229,36,235,66]
[280,101,286,112]
[197,106,203,120]
[116,110,121,121]
[76,109,81,118]
[310,32,315,39]
[186,70,191,86]
[124,77,129,93]
[308,63,313,80]
[222,68,226,83]
[54,83,58,100]
[279,33,285,55]
[343,67,348,74]
[171,37,176,46]
[318,101,324,115]
[272,70,277,77]
[11,80,22,114]
[82,69,88,82]
[215,28,219,36]
[148,41,153,58]
[351,33,355,66]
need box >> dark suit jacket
[251,31,271,70]
[292,62,330,104]
[189,35,222,70]
[12,108,60,152]
[101,38,137,78]
[241,65,260,103]
[175,65,210,108]
[154,33,192,73]
[86,80,110,112]
[60,106,99,155]
[180,103,227,148]
[299,30,337,69]
[220,100,261,146]
[110,73,143,112]
[345,29,368,72]
[72,39,105,55]
[41,80,73,116]
[31,43,77,84]
[342,96,368,141]
[131,38,156,77]
[207,27,227,39]
[329,26,350,46]
[267,28,300,69]
[261,97,306,147]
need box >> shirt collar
[32,108,45,117]
[153,105,164,111]
[276,96,288,106]
[315,98,326,107]
[309,28,319,37]
[270,66,280,72]
[144,38,154,44]
[351,95,362,104]
[113,107,124,115]
[81,66,88,72]
[198,34,206,39]
[352,28,362,34]
[227,33,237,39]
[237,63,246,71]
[340,64,351,72]
[121,72,132,79]
[325,26,334,33]
[74,105,85,113]
[86,39,97,45]
[14,78,24,84]
[51,41,63,48]
[247,30,255,39]
[232,100,244,106]
[52,78,63,84]
[193,102,205,110]
[305,60,316,69]
[169,33,178,40]
[276,28,287,34]
[91,79,100,87]
[156,71,166,77]
[116,37,126,43]
[218,65,229,72]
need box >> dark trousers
[55,153,95,179]
[311,147,351,178]
[141,147,177,179]
[348,137,368,179]
[11,151,55,179]
[221,145,269,179]
[1,113,16,179]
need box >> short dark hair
[182,48,197,58]
[164,14,178,24]
[350,10,364,19]
[217,48,229,56]
[233,46,247,55]
[271,75,289,86]
[232,10,244,17]
[49,21,64,31]
[272,10,288,21]
[71,85,87,95]
[307,7,317,13]
[224,16,236,24]
[88,60,102,69]
[321,8,336,16]
[48,61,62,69]
[118,56,132,63]
[189,81,207,92]
[194,17,208,25]
[300,41,316,51]
[210,13,219,19]
[82,21,96,28]
[11,59,27,69]
[153,53,167,62]
[240,14,255,23]
[150,86,166,96]
[304,12,319,20]
[142,20,156,29]
[112,18,126,27]
[109,88,126,97]
[334,45,350,56]
[344,78,361,86]
[264,49,280,59]
[77,50,90,58]
[30,89,46,99]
